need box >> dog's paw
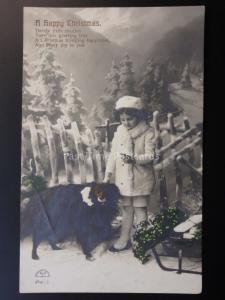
[52,245,62,250]
[32,253,39,260]
[86,255,96,262]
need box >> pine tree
[99,55,137,123]
[180,63,192,89]
[22,53,34,119]
[118,54,136,97]
[105,59,120,99]
[153,64,172,113]
[149,64,164,114]
[139,59,155,107]
[158,65,171,112]
[28,49,66,123]
[61,74,88,132]
[87,104,103,130]
[167,61,180,83]
[99,59,120,122]
[139,61,172,117]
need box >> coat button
[121,183,123,185]
[122,164,124,166]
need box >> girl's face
[120,113,139,130]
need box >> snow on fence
[22,114,106,185]
[21,111,202,210]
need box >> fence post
[43,116,58,185]
[94,129,105,182]
[167,113,183,206]
[27,115,44,177]
[57,119,73,183]
[82,128,96,182]
[153,111,168,210]
[183,116,198,189]
[105,119,110,152]
[71,121,86,184]
[85,146,95,182]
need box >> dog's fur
[20,182,120,260]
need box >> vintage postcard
[20,6,204,293]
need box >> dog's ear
[90,183,104,201]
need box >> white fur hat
[115,96,144,110]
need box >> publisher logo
[35,269,50,284]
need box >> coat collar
[118,121,149,140]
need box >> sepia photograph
[20,6,204,293]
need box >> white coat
[105,121,156,196]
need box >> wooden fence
[22,114,106,184]
[21,111,202,210]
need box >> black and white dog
[20,182,120,260]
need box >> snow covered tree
[88,104,103,129]
[180,64,192,89]
[99,59,120,122]
[148,64,164,114]
[99,55,137,122]
[22,53,34,119]
[105,59,120,99]
[139,58,155,107]
[167,61,180,83]
[118,54,136,97]
[28,49,66,123]
[156,65,172,112]
[139,61,172,117]
[61,74,88,132]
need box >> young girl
[104,96,156,252]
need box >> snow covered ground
[20,239,201,294]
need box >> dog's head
[81,182,120,208]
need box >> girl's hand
[120,154,136,164]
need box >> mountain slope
[147,16,204,74]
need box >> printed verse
[33,19,110,49]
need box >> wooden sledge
[151,214,202,275]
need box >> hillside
[145,16,204,76]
